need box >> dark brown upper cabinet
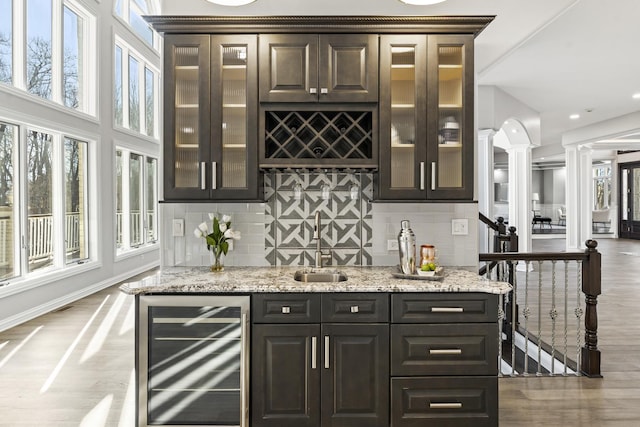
[163,34,261,201]
[377,34,474,201]
[259,34,379,103]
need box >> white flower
[222,214,232,223]
[198,222,209,233]
[219,223,228,233]
[224,229,233,239]
[194,228,203,238]
[208,212,215,220]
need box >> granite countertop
[120,266,511,295]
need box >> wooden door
[252,324,321,427]
[321,323,389,427]
[619,162,640,239]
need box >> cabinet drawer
[392,293,498,323]
[321,293,389,322]
[252,294,321,323]
[391,376,498,427]
[391,324,497,376]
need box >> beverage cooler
[137,295,250,426]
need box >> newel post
[581,239,602,377]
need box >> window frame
[0,116,98,289]
[114,145,158,258]
[113,0,160,51]
[114,36,160,139]
[1,0,97,116]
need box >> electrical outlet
[387,239,399,251]
[172,219,184,237]
[451,219,469,235]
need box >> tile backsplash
[161,172,479,269]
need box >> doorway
[619,161,640,239]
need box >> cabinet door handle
[241,313,249,427]
[420,162,425,190]
[429,348,462,355]
[320,87,328,94]
[200,162,206,190]
[310,87,317,94]
[431,307,464,313]
[350,305,359,313]
[281,306,290,314]
[212,162,217,189]
[311,336,317,369]
[429,402,463,409]
[431,161,436,190]
[324,336,330,369]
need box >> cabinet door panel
[211,35,260,199]
[163,34,211,200]
[320,34,378,103]
[427,34,474,200]
[321,323,389,427]
[377,35,427,200]
[252,324,321,427]
[259,34,318,103]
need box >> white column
[565,146,580,250]
[579,147,593,247]
[507,144,532,252]
[477,129,496,254]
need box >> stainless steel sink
[293,269,348,282]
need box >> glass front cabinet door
[378,34,473,201]
[163,35,259,201]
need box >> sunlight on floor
[118,369,136,427]
[119,297,135,335]
[81,292,127,363]
[0,325,43,369]
[40,295,110,393]
[80,394,113,427]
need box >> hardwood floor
[0,239,639,426]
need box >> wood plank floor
[0,238,639,426]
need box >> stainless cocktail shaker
[398,220,416,275]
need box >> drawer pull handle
[281,306,291,314]
[431,307,464,313]
[429,349,462,355]
[324,336,330,369]
[311,336,317,369]
[320,87,328,94]
[430,402,463,409]
[310,88,317,94]
[350,305,359,313]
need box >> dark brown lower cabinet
[252,323,389,427]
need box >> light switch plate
[172,219,185,237]
[451,219,469,235]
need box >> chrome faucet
[313,211,332,268]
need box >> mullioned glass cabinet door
[377,35,428,200]
[427,34,474,200]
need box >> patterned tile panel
[265,171,373,266]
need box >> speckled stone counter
[120,266,511,295]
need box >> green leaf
[220,241,229,255]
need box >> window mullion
[18,126,28,275]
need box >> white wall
[0,0,161,331]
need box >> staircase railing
[478,213,601,378]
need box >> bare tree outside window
[65,138,88,263]
[115,46,123,126]
[63,6,83,110]
[0,123,16,279]
[27,0,53,100]
[130,153,142,247]
[129,55,140,132]
[27,129,54,272]
[145,67,154,137]
[0,0,12,84]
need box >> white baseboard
[0,261,159,333]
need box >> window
[115,147,157,254]
[115,0,158,49]
[0,123,17,280]
[114,39,158,137]
[0,120,91,283]
[593,163,612,210]
[0,0,12,84]
[0,0,96,114]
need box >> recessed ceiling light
[570,114,580,120]
[399,0,447,5]
[206,0,256,5]
[633,93,640,99]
